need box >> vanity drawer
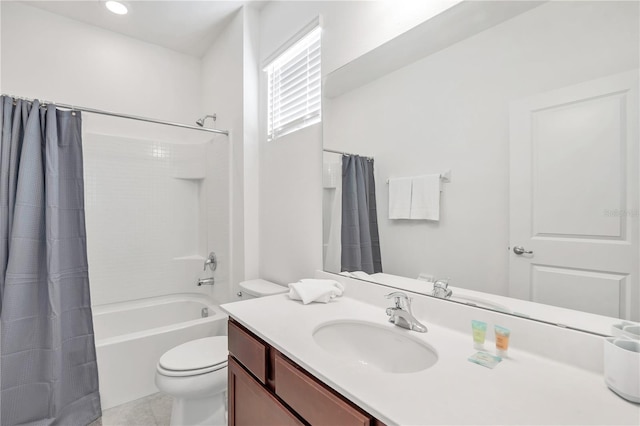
[228,319,268,384]
[274,352,372,426]
[228,356,304,426]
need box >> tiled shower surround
[83,133,229,306]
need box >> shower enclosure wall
[83,132,230,306]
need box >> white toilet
[155,279,287,426]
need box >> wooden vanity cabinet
[228,318,386,426]
[228,356,303,426]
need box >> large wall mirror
[322,0,639,335]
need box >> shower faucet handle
[204,252,217,271]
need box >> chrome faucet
[385,292,427,333]
[198,252,217,286]
[432,277,452,299]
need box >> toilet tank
[238,279,287,299]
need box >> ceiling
[23,0,266,57]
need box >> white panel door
[509,71,639,321]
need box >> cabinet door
[228,356,303,426]
[274,353,371,426]
[228,320,268,384]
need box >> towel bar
[386,170,451,184]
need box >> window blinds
[266,26,321,141]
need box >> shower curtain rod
[323,148,373,159]
[2,94,229,136]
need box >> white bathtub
[93,293,228,410]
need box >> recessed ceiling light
[105,1,128,15]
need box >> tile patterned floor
[89,393,172,426]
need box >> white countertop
[221,294,640,425]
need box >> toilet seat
[157,336,228,378]
[157,361,227,377]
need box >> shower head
[196,114,216,127]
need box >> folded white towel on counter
[388,177,412,219]
[288,279,345,304]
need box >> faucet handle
[432,277,452,298]
[385,291,410,308]
[203,252,217,271]
[433,277,450,287]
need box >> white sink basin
[312,320,438,373]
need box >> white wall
[200,6,262,301]
[259,123,324,284]
[0,2,205,144]
[257,1,460,284]
[200,9,245,303]
[242,6,261,284]
[1,2,231,305]
[324,1,639,295]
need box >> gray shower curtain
[0,96,101,426]
[341,155,382,274]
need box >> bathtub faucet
[197,277,215,286]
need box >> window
[266,25,321,141]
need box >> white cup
[604,337,640,403]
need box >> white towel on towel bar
[388,177,412,219]
[288,279,345,304]
[410,174,441,220]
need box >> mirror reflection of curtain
[341,155,382,274]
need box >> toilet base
[169,391,227,426]
[155,364,228,426]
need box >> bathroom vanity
[228,319,385,425]
[221,274,640,425]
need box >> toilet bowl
[156,279,286,425]
[155,336,228,426]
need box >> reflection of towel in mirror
[288,279,345,304]
[410,174,440,220]
[388,177,412,219]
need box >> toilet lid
[159,336,228,372]
[239,279,287,297]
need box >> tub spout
[197,277,215,286]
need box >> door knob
[513,246,533,255]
